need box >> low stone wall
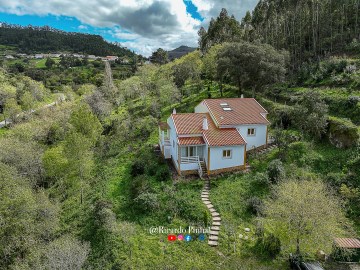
[208,165,246,175]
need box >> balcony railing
[181,156,200,164]
[181,156,204,178]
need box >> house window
[247,128,256,136]
[173,140,175,148]
[223,150,232,159]
[182,146,196,157]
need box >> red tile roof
[202,98,269,126]
[178,137,205,145]
[172,113,246,146]
[172,113,205,135]
[334,238,360,249]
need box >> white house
[159,98,270,177]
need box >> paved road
[0,100,60,129]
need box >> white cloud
[0,0,259,56]
[78,24,88,30]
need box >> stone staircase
[201,177,221,247]
[199,161,207,178]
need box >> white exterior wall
[167,116,179,169]
[236,124,267,150]
[180,163,199,171]
[194,102,209,114]
[209,145,245,171]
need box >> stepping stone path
[257,144,277,155]
[201,177,222,247]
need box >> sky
[0,0,258,56]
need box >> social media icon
[168,235,176,241]
[184,234,192,242]
[177,234,184,241]
[198,234,206,241]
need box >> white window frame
[222,149,232,159]
[181,146,197,157]
[247,128,256,136]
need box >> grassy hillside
[0,49,359,270]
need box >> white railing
[180,156,204,179]
[181,156,200,164]
[198,160,203,179]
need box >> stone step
[202,191,209,194]
[203,201,211,205]
[208,240,218,246]
[209,208,216,213]
[210,230,219,236]
[211,212,220,217]
[209,235,219,241]
[212,216,221,222]
[206,204,214,209]
[212,221,221,226]
[211,226,220,231]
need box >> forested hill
[249,0,360,68]
[199,1,360,69]
[168,45,197,60]
[0,23,135,57]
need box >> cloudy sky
[0,0,258,56]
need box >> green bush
[130,159,145,177]
[155,165,170,182]
[253,172,270,186]
[247,196,263,215]
[129,175,149,200]
[134,192,159,212]
[267,159,285,183]
[328,116,360,148]
[263,234,281,257]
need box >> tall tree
[150,48,169,65]
[261,177,350,256]
[198,8,242,53]
[217,42,288,96]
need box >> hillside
[0,23,135,57]
[168,45,197,60]
[1,2,360,270]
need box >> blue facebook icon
[184,234,192,242]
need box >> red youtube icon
[167,234,176,241]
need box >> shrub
[328,116,360,148]
[253,172,270,186]
[247,196,263,215]
[129,175,149,200]
[267,159,285,183]
[46,123,65,145]
[155,166,170,182]
[130,159,145,177]
[262,234,281,257]
[346,96,360,108]
[134,192,159,212]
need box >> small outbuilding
[333,238,360,262]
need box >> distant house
[106,56,118,61]
[159,98,270,177]
[5,55,14,59]
[34,54,44,59]
[88,55,97,59]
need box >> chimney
[202,116,208,130]
[173,108,176,114]
[241,94,244,98]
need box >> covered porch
[178,137,207,177]
[159,122,171,159]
